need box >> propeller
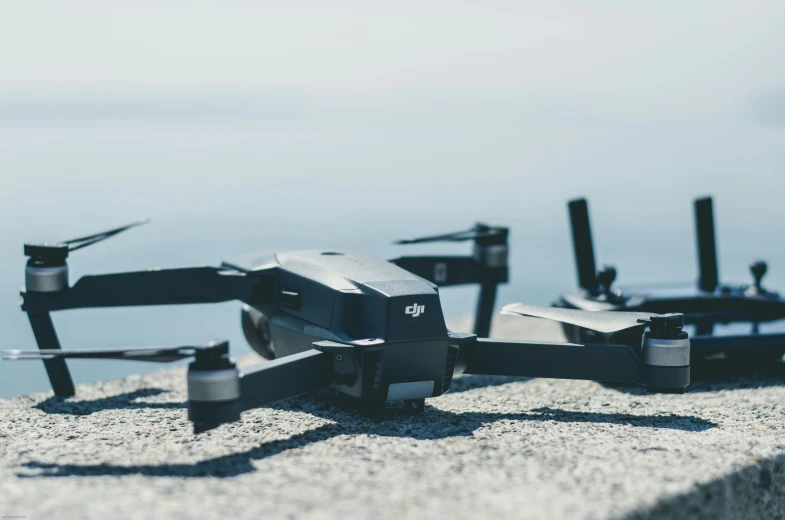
[24,219,150,262]
[61,218,150,252]
[2,340,228,363]
[394,223,506,245]
[501,303,660,335]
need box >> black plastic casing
[227,250,456,401]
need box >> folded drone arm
[188,349,335,433]
[22,267,275,312]
[238,349,333,411]
[21,266,276,397]
[458,337,689,391]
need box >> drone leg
[27,312,75,397]
[474,283,497,338]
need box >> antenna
[568,198,599,293]
[694,197,719,292]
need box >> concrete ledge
[2,316,785,519]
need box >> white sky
[1,1,784,104]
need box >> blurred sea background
[1,1,784,397]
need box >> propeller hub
[750,260,768,290]
[24,243,70,293]
[192,340,233,370]
[24,242,69,267]
[648,313,686,339]
[474,224,509,246]
[596,265,617,294]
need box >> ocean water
[0,101,783,397]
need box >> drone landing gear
[27,312,75,397]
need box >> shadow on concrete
[447,374,532,394]
[19,395,716,479]
[31,374,528,418]
[34,388,185,416]
[620,452,785,520]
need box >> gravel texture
[2,316,785,520]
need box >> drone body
[559,197,785,365]
[8,221,691,433]
[232,249,455,405]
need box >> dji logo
[405,303,425,318]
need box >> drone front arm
[21,267,276,312]
[459,337,689,391]
[188,349,334,433]
[238,349,333,411]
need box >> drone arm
[461,338,641,383]
[21,267,276,312]
[239,349,333,411]
[188,349,334,433]
[21,266,275,398]
[459,337,689,390]
[690,333,785,354]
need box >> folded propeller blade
[501,303,658,335]
[394,223,499,245]
[64,218,150,252]
[2,341,226,363]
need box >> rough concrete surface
[2,316,785,520]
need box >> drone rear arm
[22,267,275,312]
[22,266,276,397]
[459,337,689,391]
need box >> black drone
[5,221,690,433]
[559,196,785,366]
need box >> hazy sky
[2,1,784,121]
